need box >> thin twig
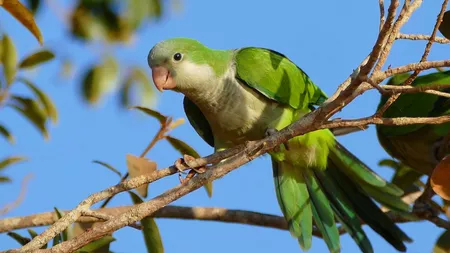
[376,0,448,116]
[383,83,450,98]
[0,174,33,217]
[80,210,142,230]
[379,0,385,30]
[396,33,450,44]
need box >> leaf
[26,0,41,14]
[165,136,200,158]
[133,68,156,108]
[18,50,55,69]
[1,35,18,85]
[119,68,156,109]
[119,74,133,108]
[126,154,157,198]
[18,77,58,123]
[9,96,48,139]
[0,156,27,171]
[0,124,14,144]
[27,229,38,239]
[0,176,12,183]
[165,136,212,197]
[93,160,122,177]
[81,57,119,105]
[131,106,167,124]
[1,0,43,44]
[129,191,165,253]
[7,232,30,246]
[81,66,103,104]
[431,155,450,200]
[27,229,47,249]
[378,159,401,170]
[434,230,450,253]
[54,207,68,242]
[52,233,61,246]
[150,0,162,17]
[439,11,450,40]
[76,236,116,253]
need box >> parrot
[376,71,450,198]
[147,38,411,253]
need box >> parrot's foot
[412,182,440,218]
[265,128,290,152]
[174,154,207,184]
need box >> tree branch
[396,33,450,44]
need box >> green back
[235,47,327,109]
[377,70,450,136]
[184,47,328,148]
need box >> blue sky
[1,0,450,252]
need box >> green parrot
[147,38,411,253]
[376,71,450,193]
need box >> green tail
[272,141,411,253]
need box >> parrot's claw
[265,128,290,151]
[175,154,207,184]
[412,183,440,218]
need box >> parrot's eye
[173,53,183,61]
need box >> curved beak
[151,66,176,92]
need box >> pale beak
[151,66,176,92]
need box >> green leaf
[7,232,31,246]
[18,50,55,69]
[27,229,38,238]
[26,0,41,14]
[27,229,47,249]
[131,106,167,124]
[126,0,150,29]
[165,136,200,158]
[165,136,212,197]
[150,0,162,17]
[434,230,450,253]
[52,233,61,246]
[378,159,401,170]
[129,191,165,253]
[133,68,156,108]
[81,57,119,105]
[18,77,58,123]
[439,11,450,40]
[0,156,27,171]
[2,35,18,85]
[119,68,156,109]
[54,207,68,242]
[93,160,122,177]
[76,235,116,253]
[0,176,12,183]
[0,124,15,144]
[9,96,48,139]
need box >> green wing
[235,47,327,109]
[377,71,450,136]
[183,97,214,147]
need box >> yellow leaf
[1,0,43,45]
[431,155,450,200]
[126,154,157,198]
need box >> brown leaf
[431,155,450,200]
[1,0,43,45]
[126,154,157,198]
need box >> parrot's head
[148,38,215,93]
